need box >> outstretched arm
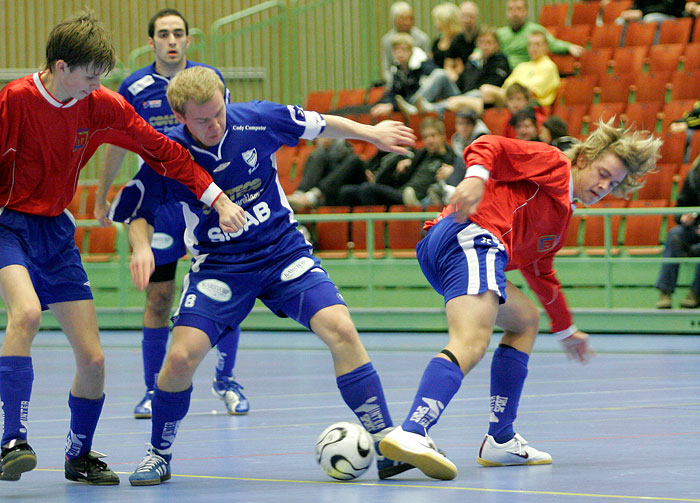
[319,114,416,155]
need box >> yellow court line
[34,469,699,502]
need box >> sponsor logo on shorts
[151,232,175,250]
[280,257,315,281]
[196,279,232,302]
[142,99,162,109]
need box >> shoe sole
[134,412,152,419]
[379,437,457,480]
[477,456,552,467]
[1,452,37,480]
[378,461,415,480]
[129,473,171,486]
[65,473,120,485]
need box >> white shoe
[379,426,457,480]
[477,433,552,467]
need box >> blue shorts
[172,249,345,343]
[0,208,92,310]
[151,203,187,267]
[417,215,508,305]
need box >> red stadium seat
[305,90,335,114]
[557,25,592,47]
[646,44,685,73]
[668,70,700,101]
[659,100,697,133]
[601,0,632,24]
[314,206,351,257]
[609,46,648,75]
[387,205,424,257]
[539,3,569,28]
[657,17,692,44]
[559,75,597,106]
[623,21,656,47]
[590,24,623,49]
[622,199,668,254]
[680,43,700,71]
[595,73,634,104]
[635,164,678,200]
[623,101,663,132]
[629,72,671,103]
[335,88,366,109]
[350,205,386,258]
[658,131,688,165]
[576,47,613,76]
[571,1,601,26]
[586,102,626,132]
[583,199,627,255]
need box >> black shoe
[65,450,120,485]
[1,439,37,481]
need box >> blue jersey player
[94,9,247,419]
[118,66,417,485]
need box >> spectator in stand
[286,138,361,210]
[481,30,560,108]
[510,108,540,141]
[497,0,583,71]
[460,2,481,56]
[338,117,455,207]
[540,115,579,151]
[424,109,490,206]
[396,27,510,117]
[669,100,700,135]
[381,2,432,83]
[502,83,547,139]
[655,156,700,309]
[430,2,474,81]
[686,2,700,16]
[371,33,437,119]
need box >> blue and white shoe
[129,444,171,486]
[211,376,249,415]
[133,390,154,419]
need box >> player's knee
[145,291,174,319]
[165,346,198,375]
[520,304,541,334]
[322,315,361,348]
[76,349,105,375]
[9,305,42,336]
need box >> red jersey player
[0,11,244,484]
[379,122,660,480]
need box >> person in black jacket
[371,33,438,119]
[655,156,700,308]
[338,117,455,206]
[396,27,510,117]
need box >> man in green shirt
[497,0,583,70]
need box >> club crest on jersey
[538,235,558,252]
[242,148,259,174]
[73,129,89,151]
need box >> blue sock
[337,362,393,434]
[402,357,463,435]
[214,327,240,381]
[142,327,169,390]
[65,393,105,460]
[150,385,192,461]
[488,345,529,444]
[0,356,33,445]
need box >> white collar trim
[33,72,79,109]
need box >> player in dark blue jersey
[94,9,247,419]
[112,66,418,485]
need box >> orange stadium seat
[668,70,700,101]
[335,88,366,109]
[595,73,634,104]
[305,90,335,114]
[694,17,700,43]
[623,101,663,132]
[83,226,118,262]
[586,102,626,131]
[539,2,568,29]
[659,100,696,133]
[74,226,87,253]
[657,17,692,44]
[554,104,588,137]
[67,186,84,217]
[550,53,577,76]
[576,47,613,75]
[583,199,626,255]
[609,46,648,75]
[647,44,685,73]
[559,75,598,106]
[350,205,386,258]
[623,21,656,47]
[680,43,700,70]
[590,24,623,49]
[622,199,668,255]
[557,214,583,255]
[366,85,386,106]
[658,131,688,164]
[557,25,592,47]
[601,0,632,24]
[570,1,601,26]
[629,71,671,103]
[314,206,350,257]
[636,164,678,200]
[387,205,424,257]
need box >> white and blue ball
[315,421,374,480]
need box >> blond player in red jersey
[380,120,660,480]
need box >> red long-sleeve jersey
[0,73,221,217]
[425,135,576,333]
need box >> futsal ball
[315,421,374,480]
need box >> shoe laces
[509,436,528,456]
[219,376,245,393]
[135,448,166,473]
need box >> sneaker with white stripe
[129,444,171,486]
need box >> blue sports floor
[1,330,699,502]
